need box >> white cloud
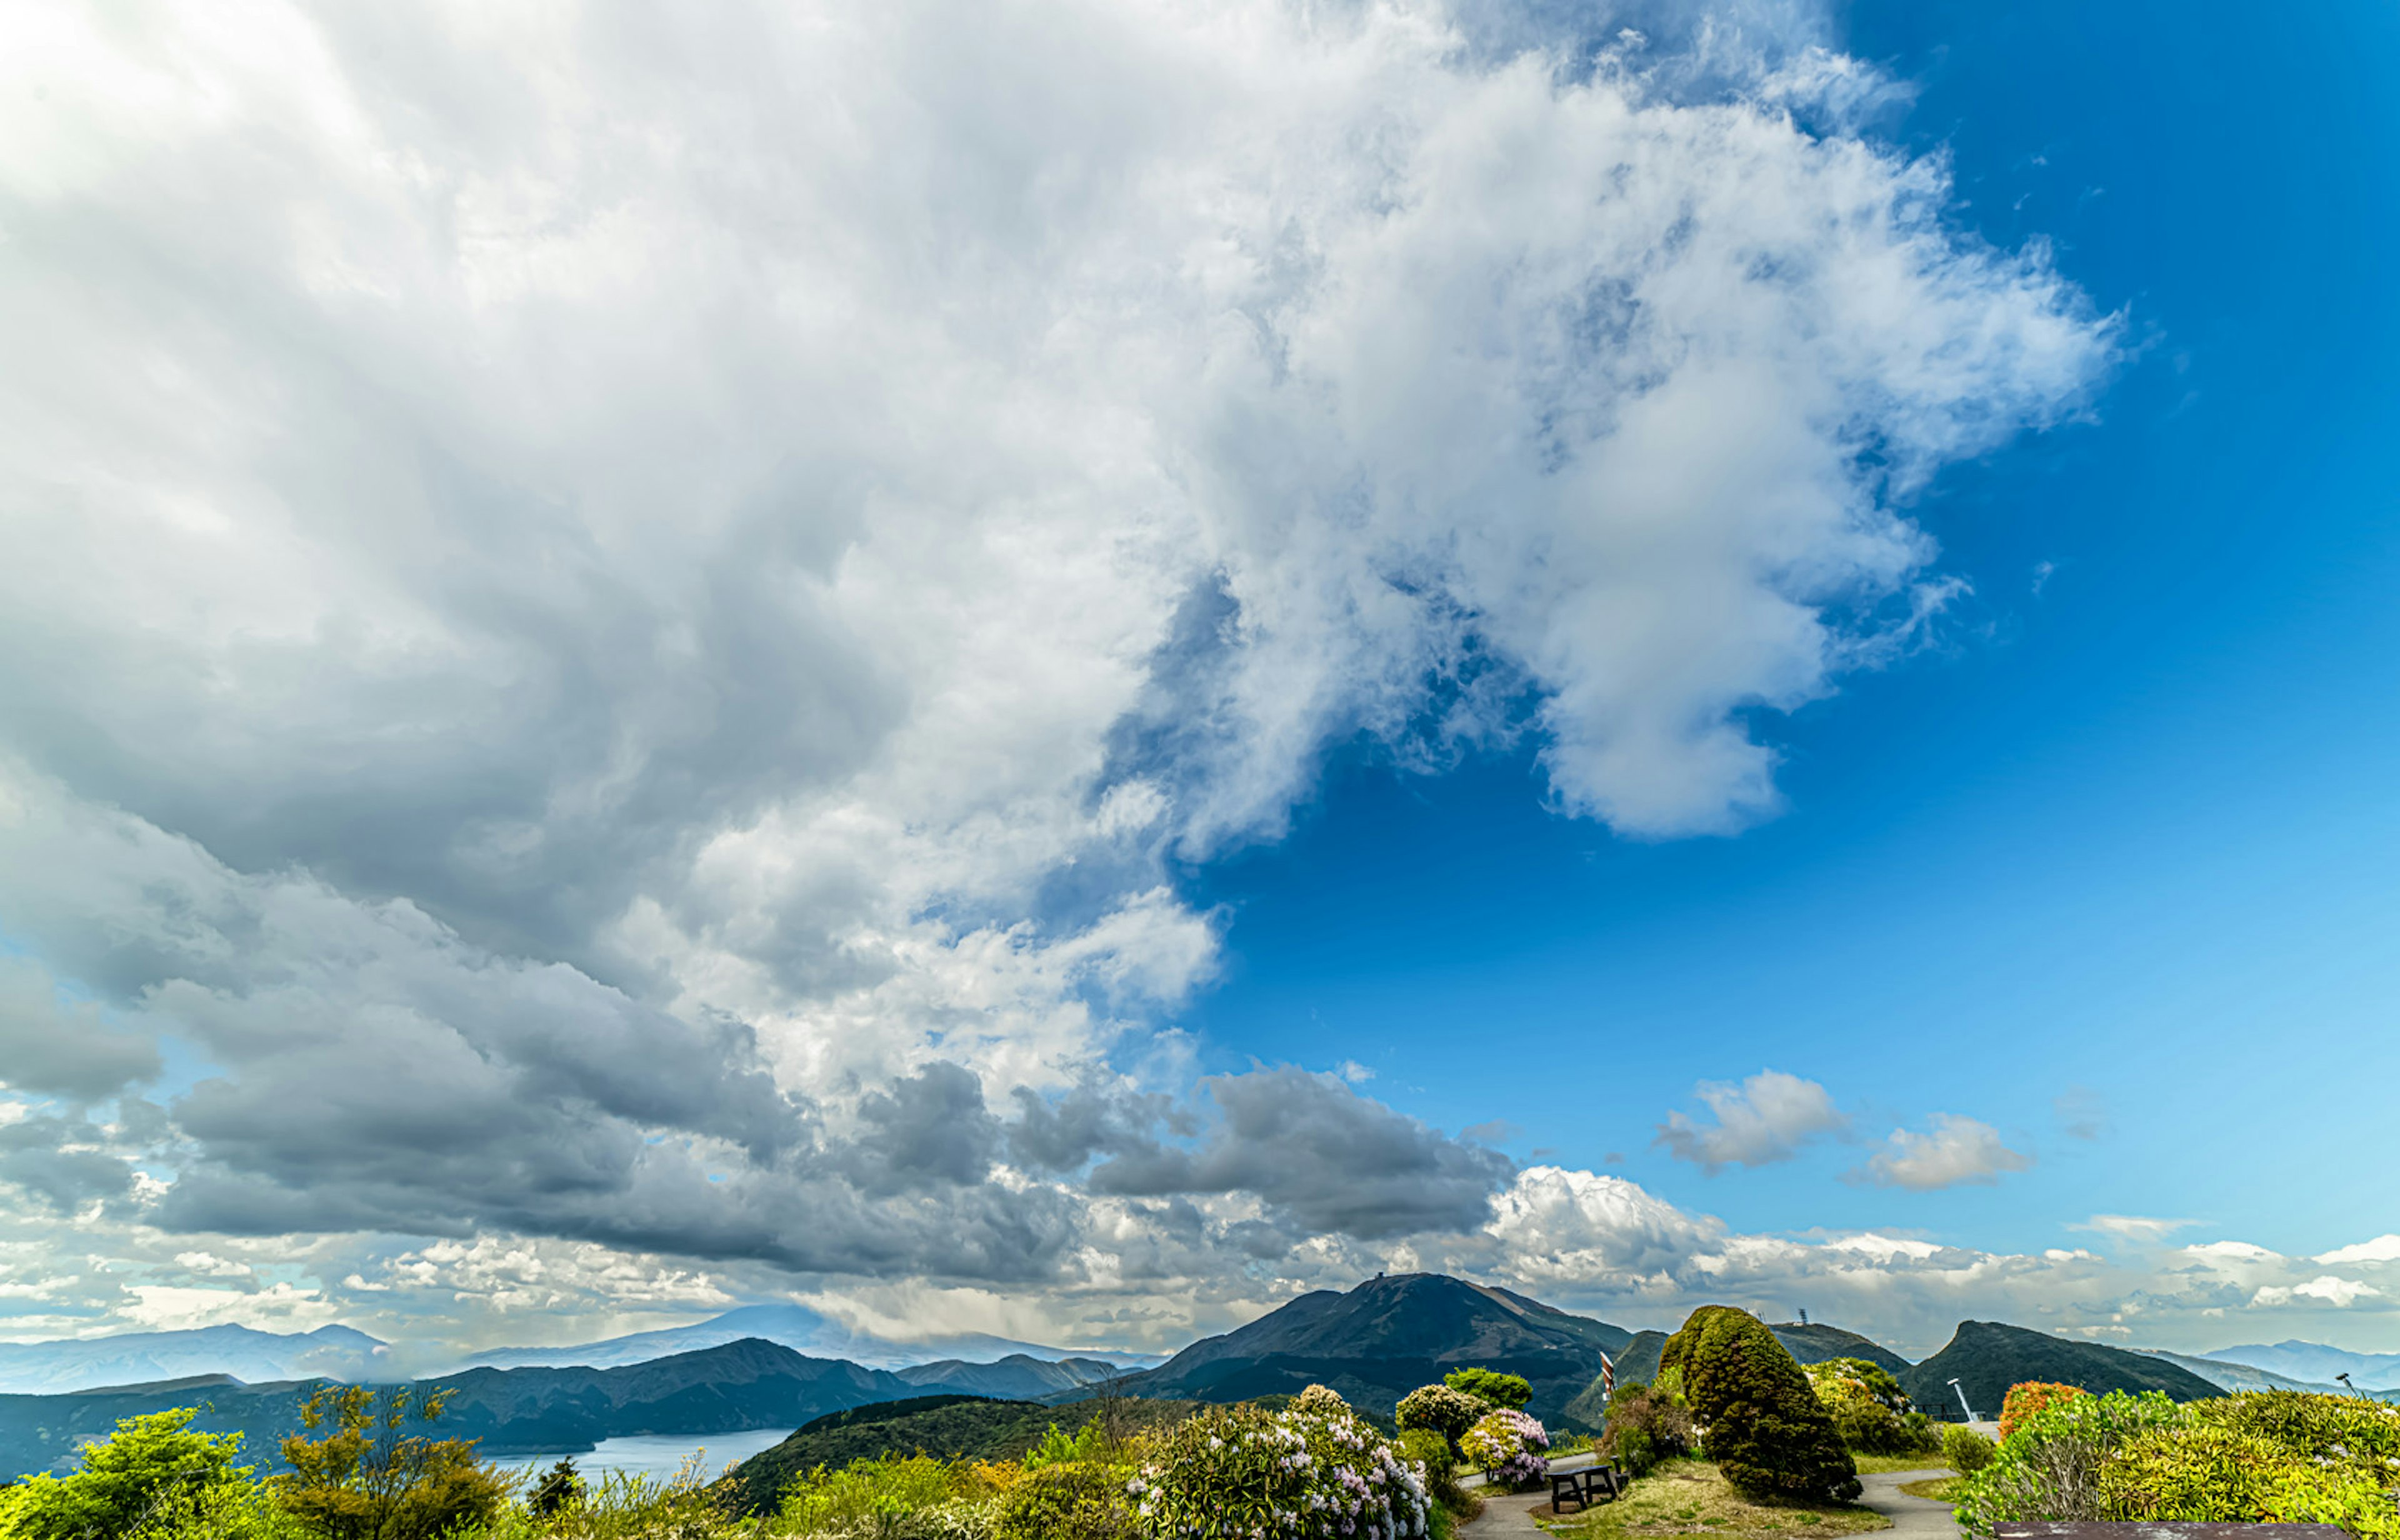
[1655,1071,1850,1174]
[2319,1236,2400,1266]
[1852,1114,2032,1191]
[119,1282,338,1332]
[2252,1276,2383,1309]
[0,0,2116,1329]
[171,1251,253,1279]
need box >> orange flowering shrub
[2000,1382,2089,1442]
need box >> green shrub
[7,1408,252,1540]
[996,1460,1132,1540]
[1398,1384,1490,1455]
[1951,1389,2185,1539]
[1805,1359,1935,1455]
[1659,1306,1859,1504]
[1292,1384,1350,1416]
[781,1453,976,1531]
[1599,1381,1692,1477]
[1021,1420,1110,1472]
[125,1479,308,1540]
[276,1386,509,1540]
[1396,1427,1468,1513]
[1941,1424,1996,1475]
[1443,1368,1532,1411]
[2192,1389,2400,1476]
[2098,1422,2302,1522]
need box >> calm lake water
[502,1427,794,1486]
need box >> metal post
[1948,1378,1978,1423]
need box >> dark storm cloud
[0,1115,136,1212]
[841,1062,1004,1193]
[1091,1066,1516,1241]
[0,960,161,1101]
[1005,1081,1185,1173]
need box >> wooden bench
[1549,1463,1628,1513]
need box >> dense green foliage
[1596,1376,1694,1476]
[1441,1369,1531,1411]
[1291,1384,1349,1416]
[724,1394,1195,1514]
[0,1409,251,1540]
[274,1384,511,1540]
[1952,1387,2400,1540]
[1660,1306,1860,1504]
[997,1459,1132,1540]
[1395,1428,1467,1512]
[1941,1424,1995,1474]
[1803,1359,1937,1456]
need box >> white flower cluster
[1132,1404,1433,1539]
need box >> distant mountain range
[9,1280,2397,1477]
[0,1337,1133,1478]
[1112,1272,1633,1426]
[0,1325,388,1396]
[451,1302,1162,1376]
[2201,1341,2400,1390]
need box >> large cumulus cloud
[0,0,2115,1337]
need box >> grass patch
[1896,1476,1966,1504]
[1536,1458,1890,1539]
[1849,1452,1953,1475]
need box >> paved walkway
[1462,1463,1961,1538]
[1853,1468,1959,1540]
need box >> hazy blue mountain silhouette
[2201,1340,2400,1389]
[0,1337,1126,1477]
[0,1324,387,1396]
[452,1302,1161,1374]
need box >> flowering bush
[1805,1359,1936,1454]
[1132,1402,1431,1540]
[1396,1386,1488,1452]
[1998,1382,2088,1442]
[1292,1384,1350,1416]
[1953,1389,2185,1538]
[1459,1409,1549,1489]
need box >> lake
[502,1427,794,1486]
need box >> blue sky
[0,0,2393,1362]
[1187,0,2400,1264]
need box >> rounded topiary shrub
[1132,1402,1430,1540]
[1659,1305,1860,1504]
[1942,1423,1996,1475]
[1396,1427,1467,1512]
[1398,1384,1491,1454]
[1460,1409,1549,1489]
[1444,1368,1532,1411]
[1293,1382,1350,1415]
[1998,1382,2086,1442]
